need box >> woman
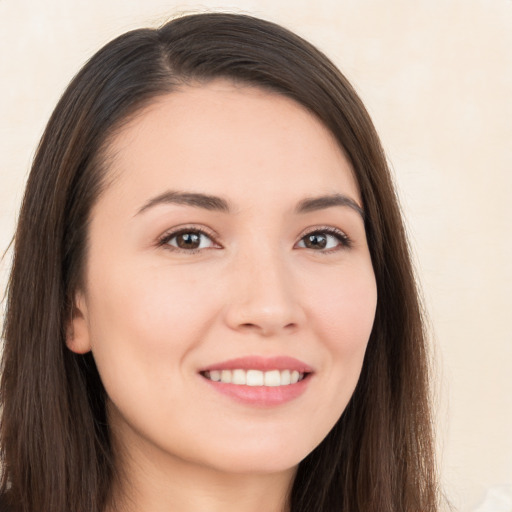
[0,12,438,512]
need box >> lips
[199,356,313,406]
[199,355,313,373]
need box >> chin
[206,453,301,476]
[191,434,316,476]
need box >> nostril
[223,291,305,335]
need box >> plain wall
[1,1,511,510]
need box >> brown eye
[303,233,328,249]
[297,229,350,251]
[175,232,201,249]
[164,230,216,251]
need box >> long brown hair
[0,12,438,512]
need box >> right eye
[159,228,218,252]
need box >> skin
[68,81,377,512]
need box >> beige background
[1,1,511,510]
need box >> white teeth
[246,370,264,386]
[204,369,306,386]
[281,369,291,385]
[232,369,246,385]
[264,370,281,387]
[220,370,232,384]
[209,370,221,382]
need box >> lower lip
[201,375,311,407]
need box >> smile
[202,369,306,386]
[199,356,313,406]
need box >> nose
[223,248,305,337]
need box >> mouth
[198,356,313,406]
[201,368,309,387]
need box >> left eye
[164,230,216,250]
[296,230,348,250]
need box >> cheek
[84,262,218,390]
[307,260,377,348]
[303,260,377,400]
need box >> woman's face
[68,81,377,477]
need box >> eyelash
[157,225,352,254]
[298,226,352,252]
[157,226,219,254]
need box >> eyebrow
[136,190,364,219]
[295,194,364,219]
[136,191,231,215]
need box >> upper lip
[199,356,314,373]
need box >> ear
[66,291,92,354]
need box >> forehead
[102,80,360,210]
